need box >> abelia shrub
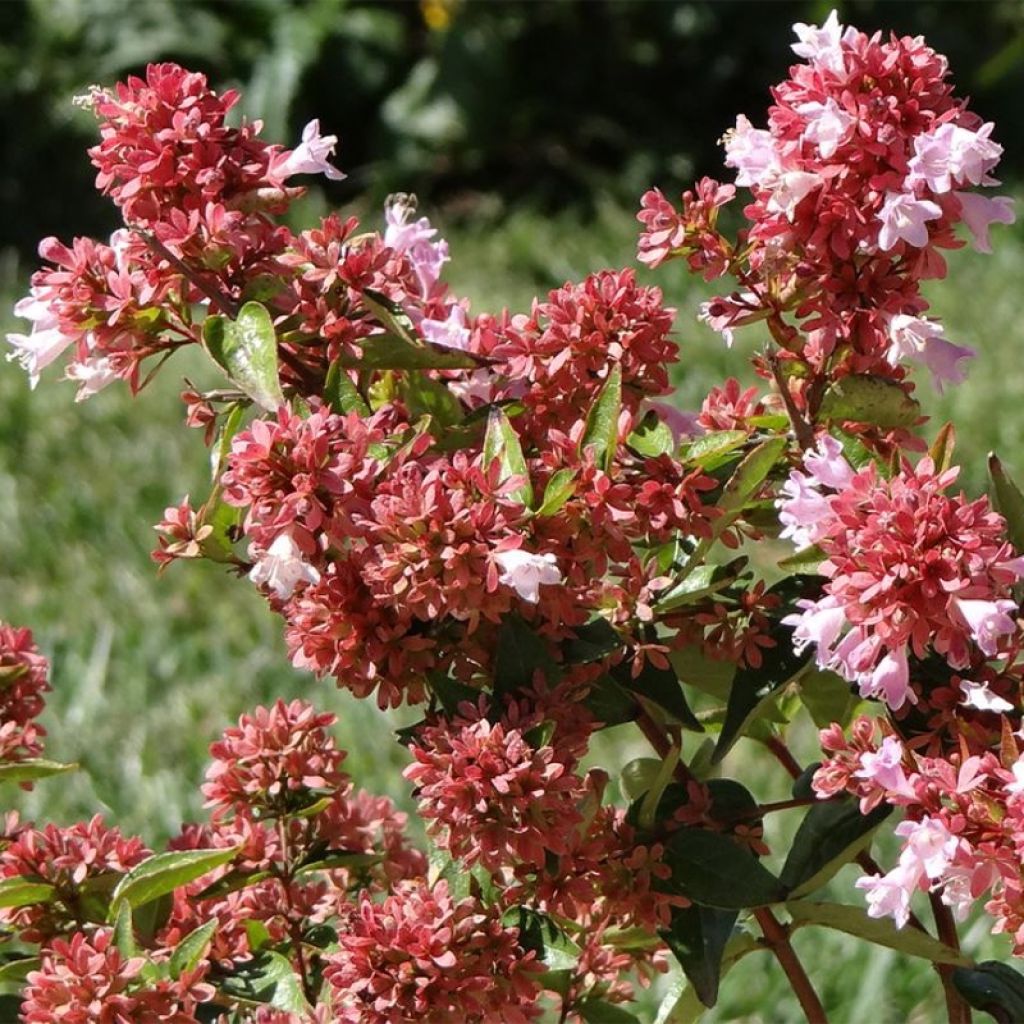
[4,8,1024,1023]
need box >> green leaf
[0,759,77,784]
[580,1001,643,1024]
[0,955,40,986]
[787,901,972,967]
[203,302,285,412]
[194,867,272,902]
[563,618,622,664]
[215,950,311,1014]
[493,614,560,698]
[662,828,785,909]
[324,360,371,416]
[110,847,239,915]
[669,645,735,701]
[680,430,749,469]
[400,372,465,432]
[582,673,637,728]
[169,919,217,979]
[296,850,382,875]
[0,877,55,909]
[427,671,481,716]
[621,757,663,801]
[628,410,676,458]
[483,408,532,506]
[952,962,1024,1022]
[818,374,920,428]
[581,363,622,472]
[655,559,748,614]
[929,421,956,474]
[504,907,582,972]
[361,287,421,345]
[798,667,859,730]
[777,545,826,577]
[209,401,245,481]
[536,468,578,517]
[989,453,1024,552]
[112,899,136,958]
[339,334,480,371]
[615,660,703,731]
[660,904,739,1008]
[780,797,891,898]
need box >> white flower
[877,191,942,250]
[958,679,1014,714]
[855,869,914,929]
[722,115,778,187]
[5,289,78,387]
[791,10,846,73]
[272,119,345,181]
[494,548,562,604]
[797,98,854,158]
[248,533,321,600]
[765,171,822,220]
[66,355,118,402]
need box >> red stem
[929,891,972,1024]
[764,735,803,779]
[754,907,829,1023]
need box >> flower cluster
[780,436,1024,710]
[0,623,50,765]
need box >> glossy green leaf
[818,374,920,428]
[780,797,891,897]
[581,363,622,472]
[339,333,480,371]
[0,877,55,909]
[660,904,739,1008]
[536,468,578,517]
[616,660,703,731]
[493,614,561,698]
[582,673,637,728]
[662,828,785,909]
[194,867,272,902]
[203,302,285,411]
[110,846,239,915]
[563,618,622,664]
[0,955,40,986]
[296,850,382,875]
[621,757,663,801]
[483,408,532,506]
[112,898,137,958]
[797,667,859,730]
[504,906,582,972]
[324,360,371,416]
[169,919,217,979]
[216,949,311,1014]
[929,421,956,474]
[680,429,749,468]
[989,453,1024,552]
[787,901,972,966]
[628,410,676,458]
[362,287,420,344]
[209,401,245,481]
[0,759,77,784]
[669,645,735,701]
[777,545,826,577]
[953,961,1024,1022]
[655,559,748,613]
[400,372,465,431]
[580,1002,643,1023]
[427,671,480,716]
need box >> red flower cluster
[0,623,50,765]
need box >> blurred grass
[1,198,1023,1020]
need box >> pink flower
[785,597,846,662]
[855,869,914,928]
[854,736,912,794]
[956,191,1016,253]
[65,354,118,401]
[886,314,974,392]
[272,118,345,181]
[494,548,563,603]
[383,194,449,295]
[791,9,846,72]
[765,170,822,220]
[421,306,471,351]
[959,679,1014,714]
[954,598,1018,657]
[723,115,778,187]
[860,647,914,710]
[803,434,855,490]
[798,98,854,158]
[248,531,321,600]
[5,289,79,387]
[895,816,959,879]
[877,191,943,250]
[907,122,1002,194]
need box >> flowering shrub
[4,9,1024,1022]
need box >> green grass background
[1,199,1023,1021]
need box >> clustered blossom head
[815,716,1024,948]
[324,880,542,1023]
[779,436,1024,710]
[642,10,1014,405]
[0,623,50,765]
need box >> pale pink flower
[954,598,1018,657]
[855,736,913,794]
[723,115,778,187]
[248,532,321,600]
[494,548,562,603]
[777,472,833,549]
[956,191,1016,253]
[855,869,914,928]
[66,354,118,401]
[877,191,942,250]
[5,289,78,387]
[272,119,345,181]
[959,679,1014,714]
[785,597,845,663]
[1005,758,1024,796]
[895,816,959,879]
[860,647,914,710]
[886,314,974,392]
[798,98,854,158]
[384,195,450,295]
[765,170,822,220]
[791,10,846,73]
[908,122,1001,193]
[421,306,470,351]
[803,434,855,490]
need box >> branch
[929,891,973,1024]
[754,907,829,1023]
